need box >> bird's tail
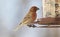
[13,23,24,31]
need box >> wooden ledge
[31,17,60,28]
[36,17,60,25]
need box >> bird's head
[30,6,39,12]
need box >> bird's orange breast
[32,12,37,20]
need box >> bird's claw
[27,25,37,28]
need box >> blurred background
[0,0,60,37]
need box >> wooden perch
[36,17,60,25]
[32,17,60,28]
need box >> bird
[14,6,39,31]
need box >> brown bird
[14,6,39,31]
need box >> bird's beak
[37,8,39,10]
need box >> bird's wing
[21,12,32,24]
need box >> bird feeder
[34,0,60,28]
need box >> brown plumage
[14,6,39,31]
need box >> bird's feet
[27,24,37,28]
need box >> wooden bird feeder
[33,0,60,28]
